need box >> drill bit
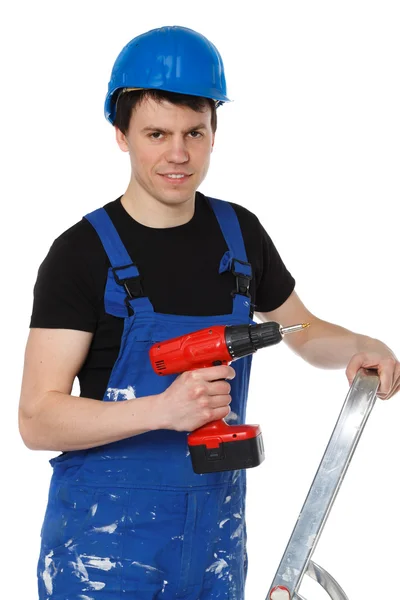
[280,323,310,336]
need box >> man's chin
[153,185,198,204]
[157,194,195,206]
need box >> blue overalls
[37,198,256,600]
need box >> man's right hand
[155,365,236,432]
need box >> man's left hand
[346,352,400,400]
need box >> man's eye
[189,131,202,138]
[150,132,163,139]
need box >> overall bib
[37,198,256,600]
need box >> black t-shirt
[30,193,295,400]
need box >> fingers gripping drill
[149,321,309,474]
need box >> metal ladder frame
[267,368,380,600]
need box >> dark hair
[113,89,217,135]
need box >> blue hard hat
[104,26,231,124]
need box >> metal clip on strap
[267,368,380,600]
[112,263,144,299]
[231,258,252,298]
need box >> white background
[1,1,399,598]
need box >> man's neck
[121,181,196,229]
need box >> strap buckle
[231,258,252,298]
[112,264,144,299]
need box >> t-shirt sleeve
[30,234,99,332]
[254,220,296,313]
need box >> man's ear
[115,126,129,153]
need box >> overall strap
[207,197,253,319]
[84,208,154,317]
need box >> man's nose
[165,137,190,163]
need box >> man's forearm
[289,318,395,369]
[19,391,162,452]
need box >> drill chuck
[225,322,282,358]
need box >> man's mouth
[158,173,193,183]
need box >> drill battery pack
[187,422,265,474]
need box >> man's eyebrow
[141,123,208,134]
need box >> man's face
[117,96,215,207]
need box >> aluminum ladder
[267,368,380,600]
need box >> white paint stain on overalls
[225,411,239,422]
[205,558,229,579]
[230,523,244,540]
[43,550,56,595]
[106,385,136,401]
[92,522,118,533]
[232,470,240,484]
[85,581,106,590]
[131,561,163,573]
[69,554,89,581]
[84,556,116,571]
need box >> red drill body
[149,322,308,474]
[150,325,231,375]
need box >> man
[19,25,399,600]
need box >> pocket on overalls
[40,483,99,554]
[107,317,179,399]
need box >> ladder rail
[267,368,379,599]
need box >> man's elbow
[18,396,50,451]
[18,416,35,450]
[18,409,41,450]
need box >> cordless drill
[149,321,309,474]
